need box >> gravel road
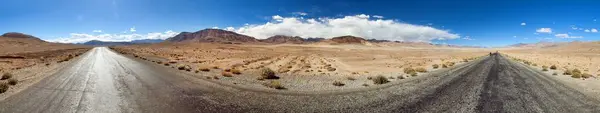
[0,47,598,113]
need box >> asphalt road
[1,47,599,113]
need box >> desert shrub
[212,66,219,69]
[552,72,558,75]
[415,67,427,73]
[327,67,336,71]
[222,72,233,77]
[0,82,8,93]
[264,81,285,89]
[8,79,17,85]
[532,64,538,66]
[224,68,231,72]
[164,63,170,66]
[1,73,12,80]
[372,75,389,84]
[582,73,592,78]
[388,76,395,79]
[362,84,369,87]
[432,64,439,69]
[410,72,418,77]
[332,81,345,86]
[442,64,448,68]
[403,67,416,74]
[572,69,582,74]
[398,75,405,79]
[542,66,548,71]
[571,72,582,78]
[563,69,573,75]
[177,64,191,70]
[550,65,557,70]
[231,69,242,74]
[463,59,468,62]
[367,76,373,80]
[198,67,210,72]
[346,77,356,81]
[259,68,278,79]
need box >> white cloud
[592,28,598,33]
[92,30,102,33]
[129,27,136,32]
[571,25,578,30]
[555,33,582,38]
[229,14,460,42]
[272,15,284,21]
[521,23,526,26]
[48,30,179,43]
[536,28,552,33]
[585,29,591,32]
[462,36,474,40]
[373,15,384,19]
[212,26,219,29]
[293,12,308,16]
[513,36,517,38]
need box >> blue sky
[1,0,599,47]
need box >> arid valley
[0,29,600,112]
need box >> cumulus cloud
[129,27,136,32]
[592,28,598,33]
[585,29,591,32]
[462,36,474,40]
[555,33,582,38]
[373,15,384,19]
[536,28,552,33]
[227,14,460,42]
[521,23,526,26]
[92,30,102,33]
[293,12,307,16]
[48,30,178,43]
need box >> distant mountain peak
[1,32,40,39]
[166,28,257,43]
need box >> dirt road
[0,47,598,113]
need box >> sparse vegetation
[550,65,557,70]
[8,79,17,85]
[410,72,418,76]
[198,67,210,72]
[582,73,592,78]
[398,75,405,79]
[372,75,389,84]
[542,66,548,71]
[442,64,448,68]
[231,69,242,74]
[259,68,278,79]
[222,72,233,77]
[404,67,416,74]
[332,81,345,86]
[177,64,191,71]
[0,82,8,93]
[264,81,285,89]
[432,64,439,69]
[346,77,356,81]
[2,73,12,80]
[415,67,427,73]
[552,72,558,75]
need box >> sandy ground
[0,37,91,99]
[501,41,600,100]
[110,43,490,91]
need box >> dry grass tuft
[415,67,427,73]
[1,73,12,80]
[231,69,242,74]
[582,73,592,78]
[8,79,17,85]
[198,67,210,72]
[332,81,345,86]
[432,64,439,69]
[264,81,285,89]
[372,75,389,84]
[346,77,356,81]
[0,82,8,93]
[259,68,279,79]
[403,67,416,74]
[550,65,557,70]
[222,72,233,77]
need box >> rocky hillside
[261,35,305,44]
[166,29,258,43]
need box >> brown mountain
[2,32,40,39]
[166,29,258,43]
[261,35,305,44]
[325,35,366,43]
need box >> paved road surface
[1,47,599,113]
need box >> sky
[1,0,599,47]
